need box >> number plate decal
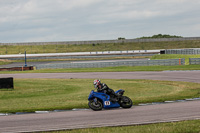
[105,101,110,105]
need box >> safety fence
[35,59,185,70]
[0,50,160,60]
[189,58,200,65]
[165,48,200,55]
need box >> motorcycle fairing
[115,89,125,96]
[88,90,120,109]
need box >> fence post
[179,58,181,65]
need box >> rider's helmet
[93,79,101,88]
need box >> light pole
[24,51,27,67]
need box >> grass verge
[1,40,200,54]
[0,59,11,65]
[33,65,200,73]
[0,79,200,113]
[47,120,200,133]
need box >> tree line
[139,34,183,39]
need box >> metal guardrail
[35,59,185,70]
[165,49,200,55]
[189,58,200,65]
[0,50,160,59]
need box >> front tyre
[88,99,103,111]
[119,96,133,108]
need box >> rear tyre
[119,96,133,108]
[88,99,103,111]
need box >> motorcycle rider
[93,79,118,102]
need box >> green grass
[0,59,11,65]
[48,120,200,133]
[33,65,200,72]
[151,54,200,65]
[1,40,200,54]
[0,79,200,113]
[0,61,9,65]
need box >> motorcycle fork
[93,98,98,103]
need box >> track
[0,71,200,132]
[1,71,200,83]
[0,101,199,133]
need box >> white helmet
[93,79,101,88]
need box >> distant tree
[118,37,125,40]
[139,34,182,39]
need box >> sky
[0,0,200,43]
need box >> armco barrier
[189,58,200,65]
[35,59,185,70]
[0,50,160,60]
[165,48,200,55]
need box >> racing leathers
[97,83,117,102]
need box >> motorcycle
[88,89,133,111]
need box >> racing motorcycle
[88,89,132,111]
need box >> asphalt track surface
[1,71,200,83]
[0,71,200,132]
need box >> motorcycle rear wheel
[119,96,133,108]
[88,99,103,111]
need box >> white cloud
[0,0,200,42]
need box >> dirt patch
[0,66,34,71]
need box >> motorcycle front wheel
[119,96,133,108]
[88,99,103,111]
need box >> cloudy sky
[0,0,200,43]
